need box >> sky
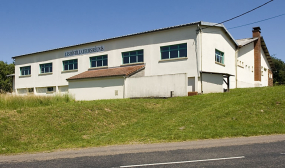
[0,0,284,64]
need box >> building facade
[12,21,273,100]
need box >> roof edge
[260,36,275,70]
[13,21,202,59]
[200,21,239,47]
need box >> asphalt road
[1,135,285,168]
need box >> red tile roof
[67,64,145,80]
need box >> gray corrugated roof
[12,21,238,59]
[236,37,258,47]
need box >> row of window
[20,43,188,76]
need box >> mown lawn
[1,86,285,155]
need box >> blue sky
[0,0,284,64]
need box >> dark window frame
[20,66,31,76]
[90,55,108,68]
[40,63,52,74]
[63,59,78,71]
[215,49,224,64]
[160,43,187,60]
[122,50,144,64]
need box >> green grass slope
[1,86,285,155]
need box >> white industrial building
[11,21,273,100]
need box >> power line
[202,0,274,30]
[228,13,285,29]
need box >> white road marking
[120,156,245,167]
[281,153,285,155]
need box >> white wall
[202,73,223,93]
[68,77,124,100]
[125,73,187,98]
[261,47,270,86]
[201,27,237,90]
[237,43,255,88]
[14,25,200,95]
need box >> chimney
[253,27,261,81]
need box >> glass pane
[50,67,52,72]
[130,51,136,56]
[123,52,129,57]
[170,50,178,58]
[91,61,96,67]
[137,50,143,55]
[97,60,102,67]
[64,64,68,70]
[138,55,143,62]
[161,51,169,59]
[123,57,129,64]
[41,67,45,73]
[103,60,107,66]
[179,49,187,57]
[90,57,95,61]
[74,63,78,69]
[130,56,136,63]
[97,56,102,60]
[161,46,169,51]
[45,67,49,73]
[179,44,187,48]
[170,45,178,50]
[69,64,73,70]
[103,55,107,59]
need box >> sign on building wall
[65,45,104,57]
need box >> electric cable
[228,13,285,29]
[202,0,274,30]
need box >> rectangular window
[122,50,143,64]
[28,88,34,93]
[20,66,31,76]
[90,55,108,68]
[47,87,54,92]
[40,63,52,74]
[63,59,78,71]
[160,43,187,60]
[215,49,224,64]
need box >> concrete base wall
[125,73,187,98]
[202,73,223,93]
[68,77,124,101]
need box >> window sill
[237,65,244,68]
[120,62,144,67]
[39,72,53,76]
[159,57,187,63]
[19,75,31,78]
[88,66,108,70]
[61,69,78,73]
[215,62,225,67]
[46,91,54,94]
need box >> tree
[0,61,15,93]
[271,56,285,84]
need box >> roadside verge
[1,134,284,163]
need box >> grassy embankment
[0,86,285,155]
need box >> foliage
[271,56,285,84]
[0,86,285,155]
[0,94,75,109]
[0,61,15,93]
